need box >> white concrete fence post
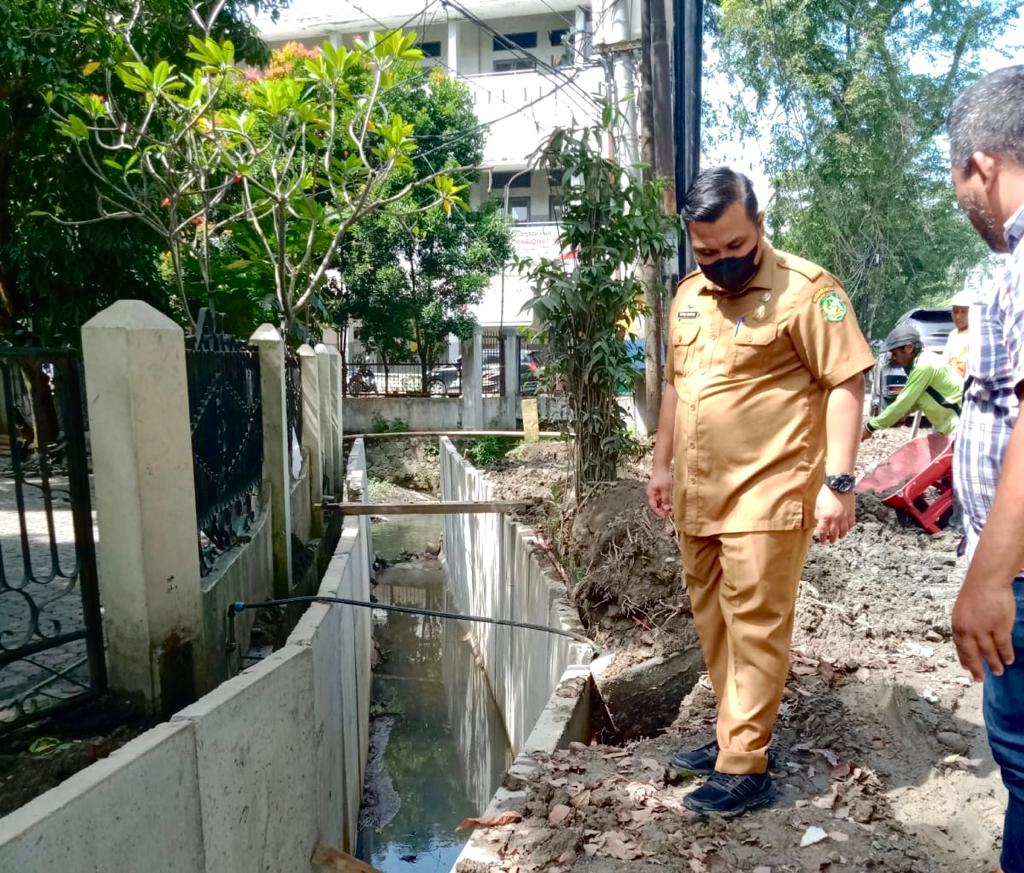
[315,343,343,496]
[461,328,484,430]
[81,301,209,714]
[297,344,323,536]
[251,324,293,596]
[314,344,335,497]
[327,345,344,491]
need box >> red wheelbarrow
[855,433,954,534]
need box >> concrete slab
[0,721,203,873]
[172,645,317,873]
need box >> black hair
[948,66,1024,170]
[681,167,759,224]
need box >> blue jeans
[984,580,1024,873]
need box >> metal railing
[185,311,263,575]
[285,350,303,470]
[343,359,463,397]
[0,348,105,732]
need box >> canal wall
[438,437,593,754]
[0,441,375,871]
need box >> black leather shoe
[669,739,719,776]
[683,771,776,816]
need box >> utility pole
[673,0,704,275]
[638,0,674,432]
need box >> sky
[704,12,1024,211]
[257,1,1024,213]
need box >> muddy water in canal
[357,516,512,872]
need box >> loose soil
[465,428,1005,872]
[0,695,155,817]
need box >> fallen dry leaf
[455,810,523,831]
[311,844,381,873]
[569,789,592,809]
[603,831,641,861]
[548,804,573,827]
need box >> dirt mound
[565,480,691,653]
[365,437,440,494]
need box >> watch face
[828,474,855,493]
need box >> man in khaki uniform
[647,168,875,815]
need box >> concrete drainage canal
[351,437,698,873]
[356,510,513,870]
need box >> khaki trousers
[681,528,814,775]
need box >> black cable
[228,595,602,653]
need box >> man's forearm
[826,374,864,473]
[966,414,1024,587]
[652,383,678,471]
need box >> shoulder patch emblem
[812,286,834,304]
[677,310,699,320]
[819,291,847,323]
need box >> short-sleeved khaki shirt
[667,242,875,536]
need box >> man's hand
[952,574,1016,681]
[815,486,855,544]
[647,466,673,519]
[861,427,873,442]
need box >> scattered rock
[936,731,970,755]
[800,826,829,847]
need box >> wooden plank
[341,430,564,441]
[320,500,529,516]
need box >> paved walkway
[0,474,97,725]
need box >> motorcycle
[347,366,378,396]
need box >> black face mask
[699,243,760,295]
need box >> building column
[461,329,484,430]
[447,19,461,75]
[297,343,323,536]
[251,324,293,596]
[81,301,208,714]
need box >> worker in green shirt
[863,323,963,440]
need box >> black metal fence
[343,358,463,397]
[0,348,106,732]
[518,335,546,395]
[285,350,302,468]
[185,313,263,575]
[480,330,506,397]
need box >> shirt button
[688,442,695,450]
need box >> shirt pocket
[730,323,780,376]
[673,321,701,378]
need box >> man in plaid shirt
[948,66,1024,873]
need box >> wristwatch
[824,473,855,494]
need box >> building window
[493,58,536,73]
[492,171,531,191]
[420,40,442,58]
[549,197,564,222]
[493,31,538,51]
[550,29,569,47]
[505,196,531,223]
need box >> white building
[256,0,642,332]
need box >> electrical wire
[227,595,603,652]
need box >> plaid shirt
[954,203,1024,556]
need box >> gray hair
[948,66,1024,170]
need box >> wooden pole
[320,500,529,516]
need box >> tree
[711,0,1018,337]
[50,17,468,334]
[341,68,513,389]
[0,0,280,346]
[522,114,677,497]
